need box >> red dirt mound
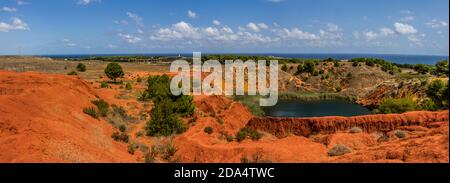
[247,111,449,138]
[0,71,136,162]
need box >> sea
[40,53,449,65]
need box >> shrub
[145,75,194,136]
[91,99,109,117]
[281,64,288,72]
[426,80,449,108]
[420,99,438,111]
[414,64,431,74]
[236,130,247,142]
[240,156,250,163]
[127,143,136,155]
[235,127,262,142]
[349,127,362,133]
[100,81,109,88]
[145,145,159,163]
[67,71,78,76]
[136,90,150,101]
[347,73,352,78]
[119,124,127,132]
[335,86,342,92]
[333,61,340,67]
[83,107,98,119]
[378,97,417,114]
[76,63,86,72]
[217,118,224,125]
[137,77,143,83]
[111,132,129,143]
[146,99,187,136]
[125,82,132,90]
[352,61,359,67]
[204,126,213,134]
[104,62,124,82]
[319,70,324,75]
[163,143,177,160]
[394,130,406,139]
[226,135,234,142]
[328,144,352,156]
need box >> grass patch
[83,107,98,119]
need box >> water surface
[263,100,371,117]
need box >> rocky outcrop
[246,111,449,138]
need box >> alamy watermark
[170,52,279,106]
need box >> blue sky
[0,0,448,55]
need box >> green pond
[262,100,371,117]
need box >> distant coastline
[34,53,449,65]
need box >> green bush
[83,107,98,119]
[335,86,342,92]
[91,99,109,117]
[420,99,438,111]
[204,126,213,134]
[226,134,234,142]
[119,124,127,132]
[125,82,132,90]
[426,80,449,108]
[378,97,417,114]
[145,145,159,163]
[76,63,86,72]
[145,75,195,136]
[67,71,78,76]
[235,127,262,142]
[137,77,143,83]
[146,99,186,136]
[100,81,109,88]
[104,62,124,82]
[281,64,288,72]
[217,118,224,124]
[163,143,177,160]
[394,130,406,139]
[111,132,129,143]
[136,90,150,101]
[128,143,136,155]
[328,144,351,156]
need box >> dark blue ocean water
[40,53,449,65]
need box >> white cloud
[400,16,414,22]
[187,10,198,19]
[426,19,449,28]
[247,22,260,32]
[394,22,417,34]
[357,27,394,41]
[400,10,413,14]
[277,28,319,40]
[118,33,142,43]
[16,0,30,6]
[407,34,422,47]
[77,0,101,5]
[212,20,221,26]
[246,22,269,32]
[1,7,17,12]
[0,17,29,32]
[379,27,395,36]
[127,12,144,27]
[257,23,269,29]
[151,21,200,40]
[62,39,77,47]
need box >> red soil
[0,71,137,162]
[247,111,449,138]
[174,95,448,163]
[0,70,448,163]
